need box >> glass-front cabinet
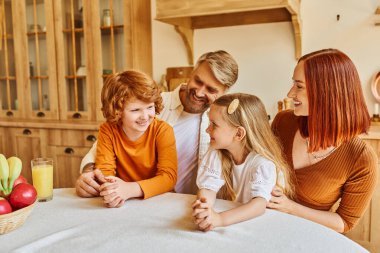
[1,0,23,118]
[0,0,58,119]
[26,0,59,119]
[0,0,151,121]
[54,0,93,120]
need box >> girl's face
[288,61,309,116]
[206,104,238,151]
[121,98,155,140]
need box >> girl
[192,93,293,231]
[96,70,177,208]
[269,49,378,233]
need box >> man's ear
[235,126,246,141]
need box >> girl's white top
[196,149,277,203]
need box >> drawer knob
[86,135,97,142]
[72,112,81,119]
[6,111,13,117]
[64,147,74,154]
[37,111,45,117]
[23,129,32,135]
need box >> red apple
[9,183,37,210]
[0,197,12,215]
[12,175,28,187]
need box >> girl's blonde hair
[213,93,294,201]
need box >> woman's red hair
[298,49,370,152]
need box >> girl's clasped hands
[192,197,221,232]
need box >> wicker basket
[0,202,35,235]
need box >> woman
[269,49,378,233]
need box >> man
[76,50,238,197]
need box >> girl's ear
[235,126,246,141]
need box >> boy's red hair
[101,70,163,124]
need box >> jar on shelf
[102,9,112,27]
[284,98,292,110]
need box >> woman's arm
[267,187,345,232]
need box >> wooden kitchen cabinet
[0,0,59,120]
[1,0,151,121]
[0,0,151,187]
[5,127,46,183]
[46,129,98,188]
[346,131,380,253]
[0,127,7,156]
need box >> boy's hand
[100,177,144,208]
[100,176,129,208]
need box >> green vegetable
[7,156,22,193]
[0,154,9,192]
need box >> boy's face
[180,62,228,114]
[121,98,155,141]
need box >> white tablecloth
[0,189,367,253]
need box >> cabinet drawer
[48,129,98,147]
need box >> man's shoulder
[152,118,174,132]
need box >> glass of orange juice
[31,158,54,202]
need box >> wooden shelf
[30,76,49,79]
[156,0,302,63]
[0,76,16,81]
[3,34,14,40]
[62,28,84,33]
[100,24,123,30]
[27,31,47,36]
[65,75,86,79]
[100,25,124,35]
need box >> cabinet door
[7,127,46,184]
[25,0,59,119]
[47,146,90,188]
[0,0,58,120]
[93,0,152,121]
[0,0,25,119]
[0,127,6,155]
[346,139,380,252]
[53,0,95,121]
[46,128,97,188]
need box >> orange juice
[31,159,53,201]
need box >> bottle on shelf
[102,9,112,27]
[277,101,283,112]
[283,98,292,110]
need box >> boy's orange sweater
[96,118,177,199]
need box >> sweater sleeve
[137,123,177,199]
[95,123,117,177]
[337,145,378,233]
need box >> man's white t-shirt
[173,111,201,194]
